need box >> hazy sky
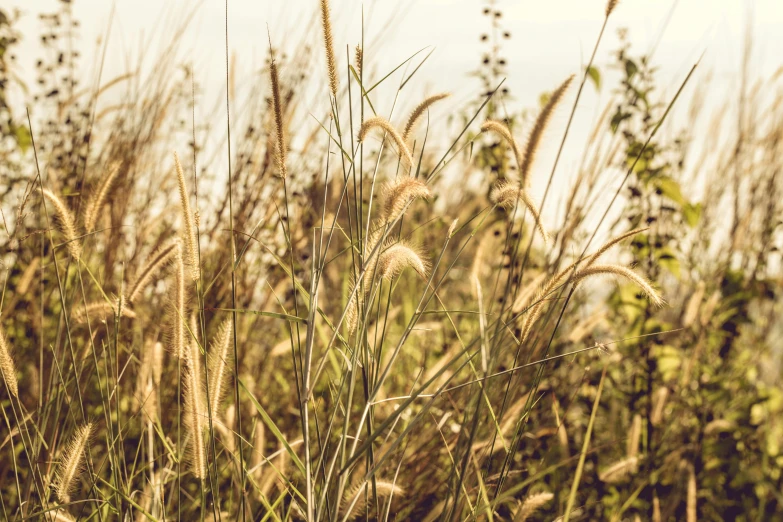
[7,0,783,222]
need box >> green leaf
[654,176,685,206]
[586,65,601,90]
[625,59,638,79]
[657,247,681,278]
[610,108,632,134]
[683,202,702,227]
[14,125,31,153]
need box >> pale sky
[7,0,783,223]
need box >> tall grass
[0,1,781,521]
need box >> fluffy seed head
[518,75,574,186]
[599,455,639,483]
[83,161,122,234]
[573,264,664,307]
[173,152,200,281]
[515,492,554,522]
[381,177,431,223]
[42,188,81,261]
[480,120,523,173]
[54,423,93,502]
[269,56,287,179]
[378,242,429,280]
[127,241,180,303]
[606,0,619,16]
[447,218,459,238]
[358,116,413,166]
[169,245,189,359]
[184,341,207,479]
[585,227,648,268]
[355,45,363,78]
[402,92,451,143]
[320,0,339,97]
[72,299,136,324]
[489,181,549,243]
[342,481,404,520]
[207,319,233,418]
[0,325,19,398]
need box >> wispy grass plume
[42,188,81,260]
[518,75,574,187]
[54,423,93,502]
[269,53,287,179]
[83,161,121,234]
[0,324,18,398]
[207,319,233,419]
[358,116,413,166]
[319,0,339,97]
[173,152,199,281]
[402,92,451,143]
[127,241,179,303]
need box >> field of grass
[0,0,782,520]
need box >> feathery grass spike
[515,492,554,522]
[518,75,574,186]
[170,245,188,359]
[480,120,523,173]
[0,325,19,398]
[127,241,180,302]
[355,45,363,78]
[358,116,413,166]
[42,188,81,260]
[208,319,233,418]
[320,0,338,97]
[489,181,549,243]
[173,152,199,281]
[184,340,207,479]
[606,0,619,16]
[402,92,451,142]
[598,455,639,483]
[381,177,431,223]
[83,161,121,233]
[269,54,287,179]
[55,423,93,502]
[378,242,428,280]
[573,264,664,307]
[342,481,403,520]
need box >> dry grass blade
[42,188,81,260]
[54,423,93,502]
[358,116,413,166]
